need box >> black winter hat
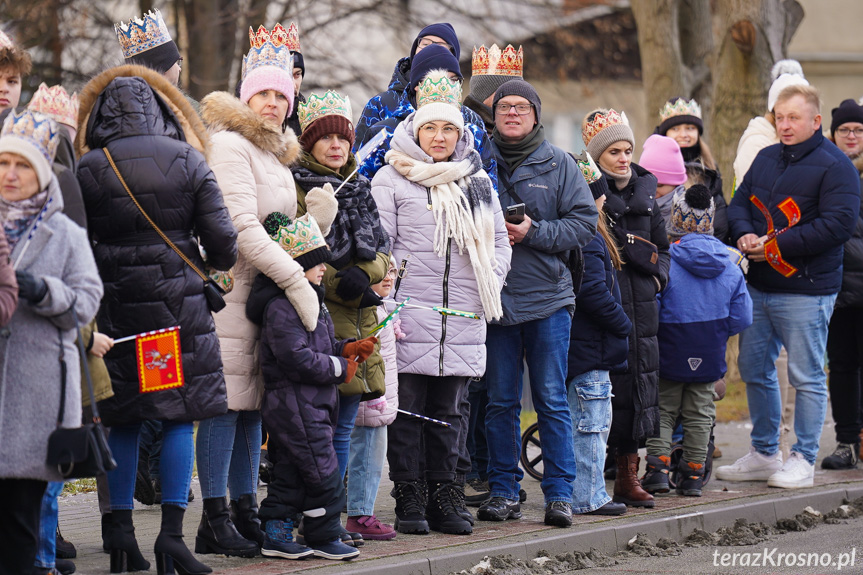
[830,99,863,138]
[408,44,461,95]
[493,79,541,123]
[292,51,305,77]
[410,23,460,60]
[127,40,181,75]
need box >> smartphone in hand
[505,203,526,224]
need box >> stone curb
[303,484,861,575]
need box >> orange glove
[341,336,378,363]
[344,359,359,383]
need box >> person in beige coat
[194,23,338,558]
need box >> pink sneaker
[346,515,397,540]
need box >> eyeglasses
[836,127,863,137]
[419,124,459,137]
[386,268,397,278]
[417,37,453,51]
[495,103,533,116]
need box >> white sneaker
[767,452,814,489]
[715,446,783,481]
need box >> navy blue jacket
[353,60,497,191]
[568,233,631,377]
[728,131,860,295]
[658,234,752,383]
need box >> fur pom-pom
[771,59,804,81]
[684,184,712,211]
[263,212,292,236]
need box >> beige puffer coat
[201,92,304,411]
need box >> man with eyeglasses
[479,79,596,528]
[821,98,863,471]
[353,25,497,190]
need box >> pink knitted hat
[239,24,295,110]
[638,134,686,186]
[240,66,295,110]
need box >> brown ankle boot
[612,453,655,508]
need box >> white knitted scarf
[385,148,503,320]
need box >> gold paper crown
[298,91,352,133]
[471,44,523,77]
[416,73,462,109]
[659,98,702,122]
[582,109,629,146]
[114,9,173,59]
[1,109,61,165]
[0,29,14,50]
[242,24,293,80]
[267,213,328,260]
[28,83,79,128]
[285,22,301,52]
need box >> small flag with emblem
[134,327,184,393]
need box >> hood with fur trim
[75,65,207,158]
[200,91,300,166]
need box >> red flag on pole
[135,327,184,393]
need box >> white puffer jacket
[733,115,777,191]
[354,306,399,427]
[201,92,304,411]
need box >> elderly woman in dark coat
[0,110,101,574]
[76,65,237,573]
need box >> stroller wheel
[519,422,544,480]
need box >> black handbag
[46,306,117,479]
[611,224,660,277]
[102,147,227,313]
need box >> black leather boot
[425,482,472,535]
[229,493,265,546]
[195,497,258,557]
[108,510,150,573]
[154,504,212,575]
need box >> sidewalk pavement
[60,420,863,575]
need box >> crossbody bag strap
[503,185,540,222]
[102,147,208,284]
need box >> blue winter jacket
[353,59,497,190]
[567,232,631,377]
[657,234,752,383]
[728,130,860,295]
[494,139,597,325]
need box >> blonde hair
[775,84,822,114]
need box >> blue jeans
[346,425,387,516]
[567,371,612,514]
[485,307,575,503]
[196,410,262,500]
[738,286,836,465]
[335,394,362,480]
[108,421,194,509]
[34,481,64,568]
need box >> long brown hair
[696,138,717,171]
[597,210,623,270]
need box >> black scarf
[294,152,390,270]
[493,124,545,172]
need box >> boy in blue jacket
[245,213,376,561]
[641,186,752,496]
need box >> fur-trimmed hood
[75,65,207,158]
[200,91,300,166]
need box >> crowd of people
[0,9,861,574]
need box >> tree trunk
[183,0,240,100]
[710,0,802,198]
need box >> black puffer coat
[835,154,863,309]
[602,163,670,444]
[76,65,238,426]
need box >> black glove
[358,287,383,308]
[15,270,48,303]
[334,267,370,301]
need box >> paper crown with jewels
[1,109,60,165]
[416,73,462,109]
[0,29,14,50]
[284,22,301,52]
[471,44,523,77]
[659,98,702,122]
[27,83,79,129]
[114,9,173,59]
[242,23,293,80]
[263,212,330,270]
[582,108,629,146]
[298,90,352,133]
